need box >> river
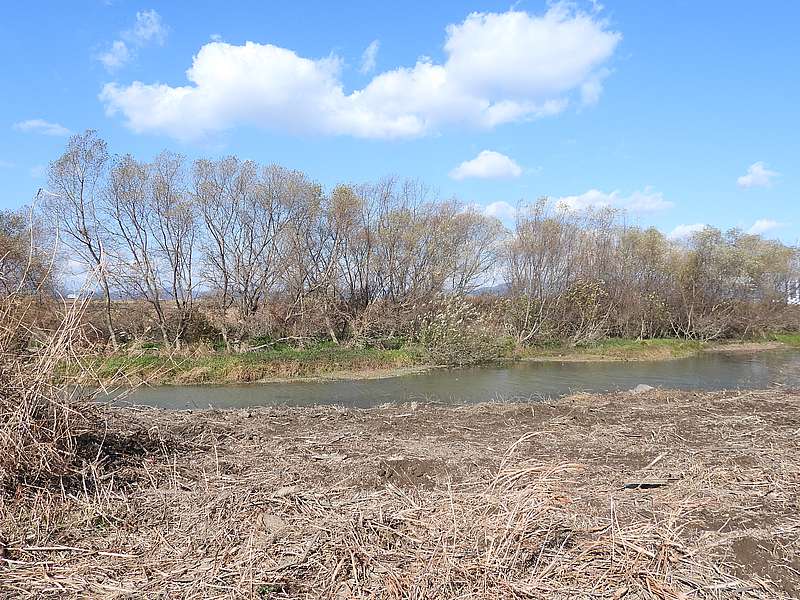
[108,348,800,409]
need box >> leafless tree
[149,152,196,347]
[34,131,800,350]
[104,154,170,343]
[43,130,117,347]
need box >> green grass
[772,333,800,347]
[86,343,426,384]
[585,337,705,356]
[82,333,799,384]
[518,338,706,361]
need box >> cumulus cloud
[450,150,522,180]
[554,186,673,213]
[737,161,779,189]
[668,223,707,240]
[555,189,613,211]
[100,4,621,140]
[13,119,71,136]
[359,40,380,74]
[624,188,674,212]
[97,9,168,72]
[747,219,784,235]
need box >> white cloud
[623,187,674,212]
[98,40,131,70]
[125,9,168,46]
[580,68,609,105]
[450,150,522,180]
[668,223,706,240]
[29,164,46,179]
[97,9,168,72]
[13,119,71,136]
[0,159,14,168]
[554,186,673,213]
[737,162,778,189]
[747,219,784,235]
[483,201,517,223]
[100,4,620,140]
[359,40,380,74]
[555,189,614,211]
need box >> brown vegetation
[0,274,98,492]
[24,130,798,365]
[2,212,799,597]
[0,208,52,297]
[2,388,799,598]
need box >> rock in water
[629,384,655,395]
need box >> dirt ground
[2,388,799,598]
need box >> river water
[111,349,800,410]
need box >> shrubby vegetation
[504,201,799,345]
[4,130,798,366]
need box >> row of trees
[6,130,797,351]
[506,201,797,344]
[39,131,502,349]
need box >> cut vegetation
[2,388,799,598]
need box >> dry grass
[0,291,106,491]
[2,386,799,598]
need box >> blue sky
[1,1,798,242]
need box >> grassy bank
[773,332,800,347]
[82,335,798,385]
[3,388,799,598]
[84,343,425,385]
[517,337,707,361]
[520,336,798,361]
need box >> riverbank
[3,388,798,598]
[519,338,795,362]
[84,344,426,385]
[83,336,798,385]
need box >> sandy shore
[2,388,799,598]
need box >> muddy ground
[2,388,799,598]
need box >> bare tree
[44,130,117,347]
[0,208,52,296]
[104,154,172,344]
[193,157,240,349]
[35,133,800,350]
[149,152,196,348]
[195,159,293,349]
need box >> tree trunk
[100,277,118,350]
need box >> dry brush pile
[2,384,799,598]
[0,292,103,491]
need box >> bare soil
[2,388,799,598]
